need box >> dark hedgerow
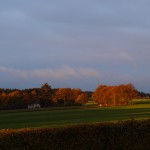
[0,119,150,150]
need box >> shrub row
[0,119,150,150]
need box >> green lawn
[0,104,150,129]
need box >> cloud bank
[0,66,101,80]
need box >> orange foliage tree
[53,88,73,105]
[0,92,9,109]
[76,93,89,105]
[92,84,137,106]
[53,88,83,105]
[8,91,24,109]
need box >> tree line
[0,83,146,110]
[0,83,89,110]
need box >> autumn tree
[53,88,83,106]
[0,92,9,109]
[30,90,39,104]
[53,88,72,105]
[22,91,32,107]
[76,93,88,105]
[8,91,24,109]
[41,83,51,90]
[71,89,82,101]
[92,85,108,105]
[39,83,53,107]
[92,84,137,106]
[117,84,137,104]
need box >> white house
[28,103,41,109]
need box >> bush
[0,119,150,150]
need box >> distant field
[130,98,150,104]
[0,103,150,129]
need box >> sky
[0,0,150,92]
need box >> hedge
[0,119,150,150]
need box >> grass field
[0,103,150,129]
